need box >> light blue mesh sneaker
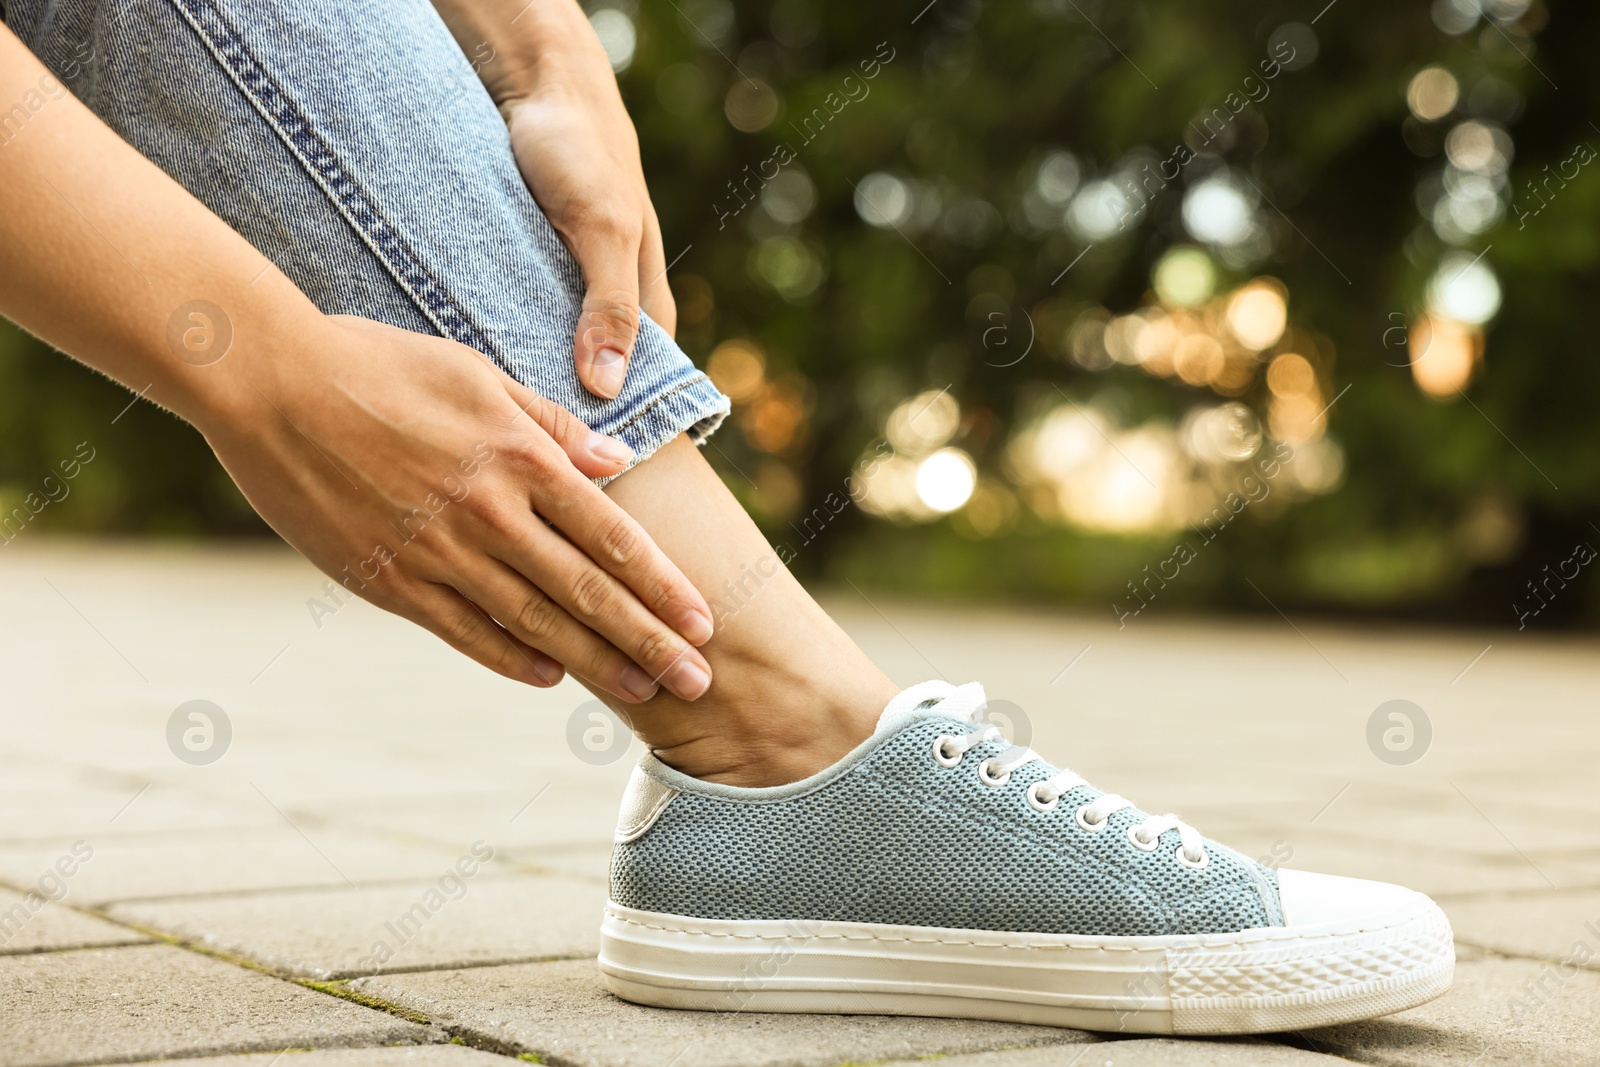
[599,681,1453,1034]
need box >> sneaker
[599,681,1453,1034]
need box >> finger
[527,453,714,648]
[390,581,565,689]
[488,511,713,700]
[447,556,672,704]
[569,216,642,400]
[476,354,634,479]
[638,208,677,339]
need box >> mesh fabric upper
[612,715,1283,937]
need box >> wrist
[170,278,330,440]
[466,0,612,107]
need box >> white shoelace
[887,680,1208,867]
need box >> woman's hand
[205,315,714,702]
[429,0,675,400]
[0,25,713,700]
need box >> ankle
[648,675,893,787]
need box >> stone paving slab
[496,841,613,882]
[1207,827,1577,898]
[0,943,431,1066]
[355,957,1090,1067]
[878,1037,1353,1065]
[0,887,150,955]
[1302,957,1600,1066]
[1200,783,1600,860]
[837,599,1600,800]
[1441,888,1600,971]
[110,874,606,979]
[6,549,1600,1067]
[320,776,631,854]
[1313,792,1600,856]
[131,1047,510,1066]
[0,782,283,845]
[0,829,487,907]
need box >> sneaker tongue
[875,680,986,733]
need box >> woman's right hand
[200,314,714,702]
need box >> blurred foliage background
[3,0,1596,629]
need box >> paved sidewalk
[0,544,1596,1066]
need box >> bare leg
[590,434,896,786]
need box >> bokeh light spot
[855,172,915,228]
[1183,176,1256,247]
[1428,253,1501,325]
[887,390,961,454]
[1407,67,1460,122]
[1153,247,1217,308]
[915,449,977,513]
[589,9,637,72]
[1226,281,1288,350]
[707,340,766,400]
[725,79,780,132]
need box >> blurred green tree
[2,0,1594,628]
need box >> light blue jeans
[5,0,729,463]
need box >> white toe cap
[1277,868,1440,931]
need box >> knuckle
[518,391,551,421]
[582,298,640,341]
[636,573,676,616]
[498,441,562,486]
[359,580,399,614]
[596,514,642,566]
[544,402,578,445]
[498,437,547,470]
[568,566,614,620]
[470,495,520,537]
[583,646,630,687]
[368,573,408,607]
[634,629,684,673]
[354,562,410,605]
[490,641,529,679]
[445,605,493,649]
[514,590,562,643]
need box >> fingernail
[619,664,659,702]
[668,659,711,700]
[677,608,713,647]
[588,347,627,399]
[587,431,633,467]
[532,658,564,686]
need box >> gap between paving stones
[0,885,1302,1067]
[301,816,613,887]
[76,865,604,909]
[1433,883,1600,904]
[0,883,442,1057]
[18,873,1586,1067]
[97,908,596,1013]
[0,881,786,1067]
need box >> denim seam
[611,374,717,437]
[162,0,492,353]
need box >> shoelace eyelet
[1026,782,1058,812]
[977,760,1011,787]
[1175,845,1209,870]
[931,735,963,768]
[1074,804,1108,833]
[1126,825,1160,852]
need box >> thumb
[482,355,636,479]
[571,228,642,400]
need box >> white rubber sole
[599,896,1454,1035]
